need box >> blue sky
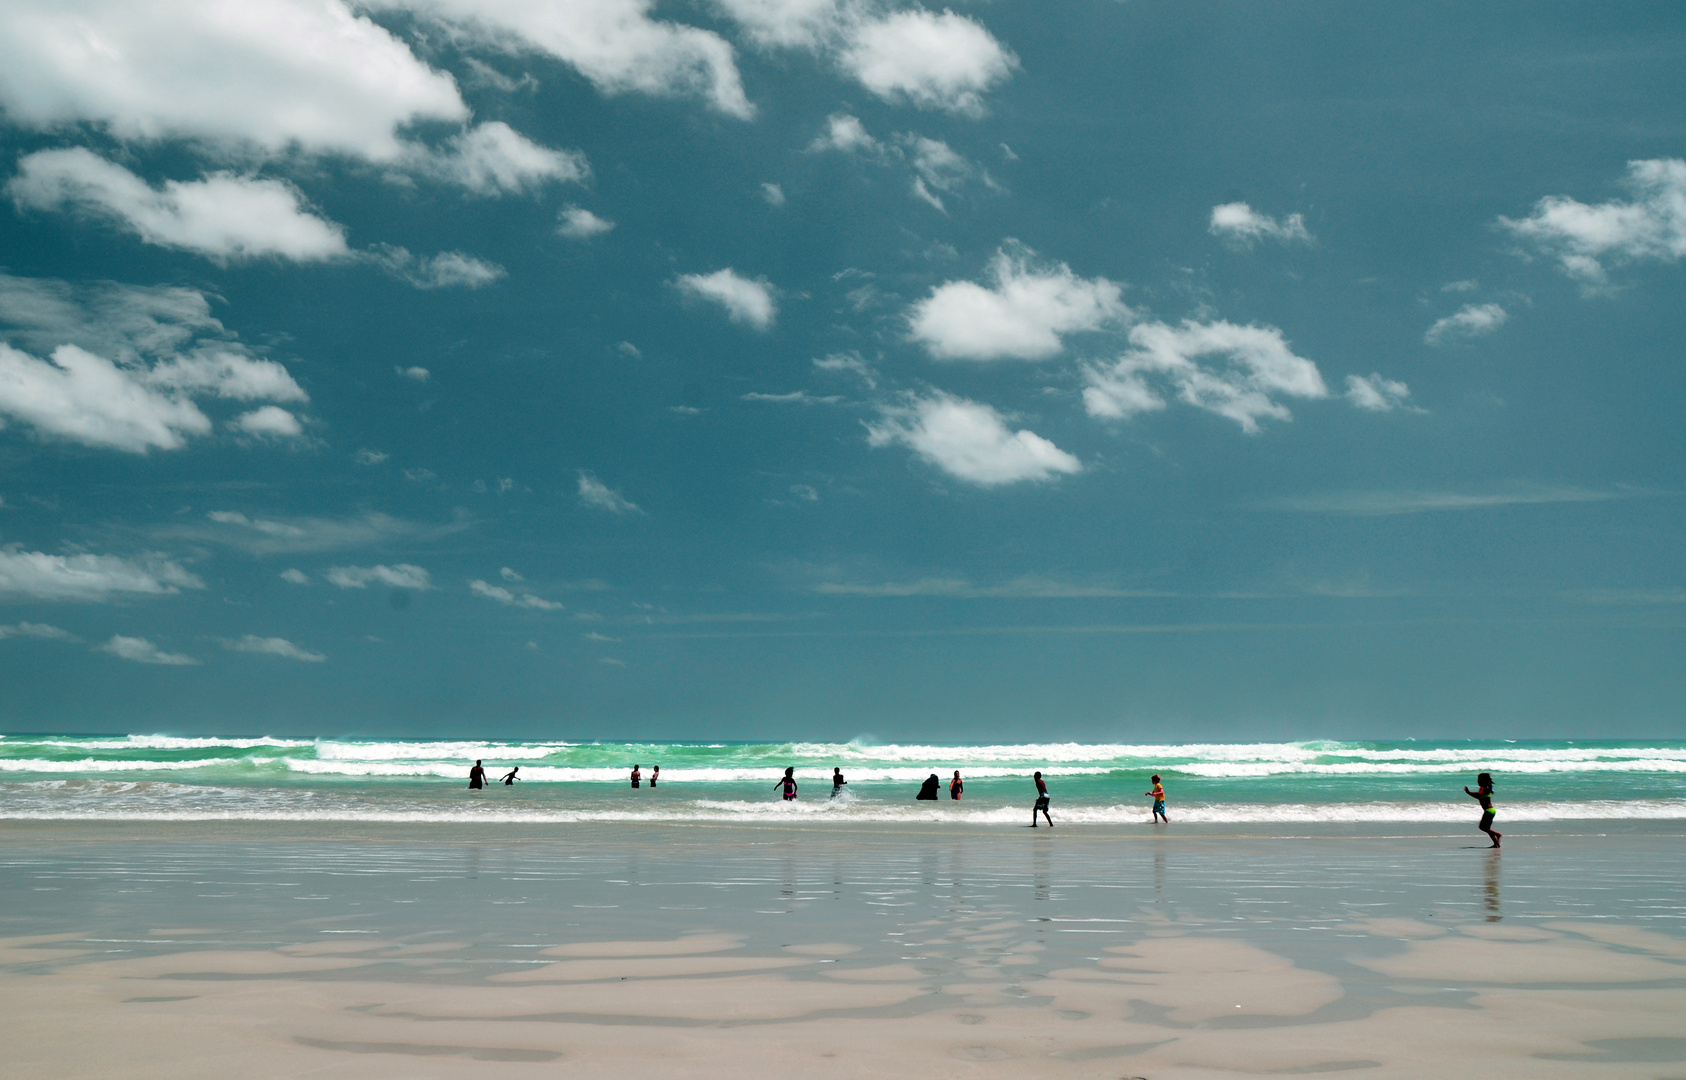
[0,0,1682,740]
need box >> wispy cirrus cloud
[326,564,433,590]
[577,472,641,514]
[1258,485,1633,515]
[0,621,79,641]
[469,579,564,610]
[164,510,469,555]
[1425,302,1508,346]
[814,577,1169,598]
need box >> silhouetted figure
[775,767,798,800]
[1465,772,1501,848]
[468,760,486,789]
[916,774,941,800]
[1146,774,1167,823]
[650,765,659,787]
[630,765,641,788]
[1031,771,1052,827]
[950,771,963,800]
[501,767,519,786]
[831,768,847,797]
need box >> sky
[0,0,1683,742]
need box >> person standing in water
[776,767,798,801]
[831,768,847,797]
[1465,772,1501,848]
[468,760,487,789]
[950,771,963,800]
[649,765,659,788]
[1146,774,1168,823]
[1031,771,1052,827]
[630,765,642,788]
[916,774,941,800]
[500,766,519,786]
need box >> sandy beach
[3,820,1684,1078]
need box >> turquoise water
[3,735,1683,824]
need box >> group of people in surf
[465,758,1504,845]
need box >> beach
[4,817,1684,1078]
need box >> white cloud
[354,449,389,466]
[808,112,880,154]
[910,177,945,213]
[469,579,564,610]
[838,9,1016,116]
[741,390,843,404]
[0,0,468,161]
[577,471,641,514]
[500,567,523,581]
[280,568,310,584]
[867,391,1081,486]
[812,351,876,388]
[0,342,212,451]
[0,621,78,641]
[1499,159,1686,287]
[231,405,303,438]
[398,366,430,382]
[371,247,506,289]
[711,0,839,47]
[98,635,199,665]
[0,275,310,453]
[1208,202,1312,245]
[325,564,434,589]
[190,511,458,555]
[384,0,753,118]
[790,483,818,502]
[909,244,1129,361]
[1084,320,1328,433]
[225,634,325,661]
[406,121,587,195]
[676,268,777,330]
[1442,279,1479,293]
[1263,486,1628,515]
[1425,302,1508,346]
[1344,373,1413,412]
[9,149,351,263]
[558,205,616,238]
[760,182,786,207]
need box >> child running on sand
[1031,771,1052,827]
[776,767,798,801]
[1464,772,1501,848]
[1146,774,1167,823]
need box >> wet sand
[3,820,1684,1078]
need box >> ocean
[3,735,1683,825]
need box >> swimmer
[831,768,847,797]
[950,771,963,800]
[468,760,487,789]
[776,767,798,801]
[500,766,519,786]
[630,765,642,789]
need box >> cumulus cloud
[676,268,777,329]
[98,635,200,665]
[224,634,326,661]
[469,579,564,610]
[405,121,587,194]
[712,0,840,47]
[1344,373,1413,412]
[0,0,468,161]
[325,564,434,590]
[0,274,309,451]
[838,9,1016,116]
[280,568,310,584]
[808,112,881,154]
[558,205,616,238]
[1499,159,1686,287]
[370,247,506,290]
[1208,202,1312,245]
[1083,320,1328,433]
[909,244,1128,361]
[0,621,78,641]
[230,405,303,438]
[867,391,1081,486]
[9,149,351,263]
[384,0,753,118]
[1425,302,1508,346]
[0,552,205,603]
[577,471,641,514]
